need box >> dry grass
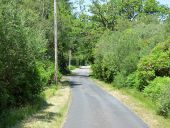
[13,85,71,128]
[91,78,170,128]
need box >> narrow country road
[63,66,148,128]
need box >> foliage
[0,84,58,128]
[158,85,170,117]
[143,77,170,101]
[120,0,143,19]
[0,1,45,108]
[101,56,118,83]
[36,61,62,85]
[92,22,166,86]
[0,0,72,112]
[69,65,78,71]
[89,0,120,30]
[144,77,170,117]
[125,72,140,88]
[113,73,126,88]
[144,0,160,14]
[0,0,169,121]
[137,40,170,90]
[92,55,103,79]
[91,0,170,118]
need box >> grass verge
[68,65,79,71]
[91,78,170,128]
[0,81,70,128]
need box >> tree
[0,0,75,110]
[144,0,160,14]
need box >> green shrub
[113,72,127,88]
[36,61,55,85]
[137,40,170,90]
[126,72,140,88]
[69,65,77,70]
[101,56,118,83]
[92,53,118,83]
[158,85,170,117]
[58,71,63,81]
[144,77,169,101]
[92,55,103,79]
[93,22,166,85]
[0,1,46,108]
[138,70,156,90]
[144,77,170,117]
[0,86,9,111]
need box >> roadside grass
[91,78,170,128]
[69,65,78,71]
[0,81,70,128]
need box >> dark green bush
[137,40,170,90]
[0,1,46,108]
[125,72,140,88]
[138,70,156,90]
[36,61,55,85]
[0,86,9,111]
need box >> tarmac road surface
[63,66,148,128]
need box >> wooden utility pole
[69,50,72,70]
[54,0,58,83]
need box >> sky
[70,0,170,13]
[157,0,170,6]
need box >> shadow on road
[70,81,82,88]
[71,74,89,78]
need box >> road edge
[60,83,72,128]
[89,77,170,128]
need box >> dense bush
[125,72,140,88]
[92,56,117,83]
[137,40,170,90]
[36,61,55,85]
[144,77,170,101]
[113,72,126,88]
[158,85,170,117]
[101,55,118,83]
[0,2,45,108]
[36,60,62,84]
[144,77,170,117]
[0,86,8,111]
[92,60,103,80]
[92,22,166,86]
[0,0,80,113]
